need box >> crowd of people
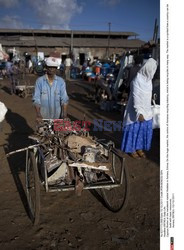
[1,59,25,95]
[31,54,158,159]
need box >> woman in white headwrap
[121,58,158,158]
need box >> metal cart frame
[7,119,129,225]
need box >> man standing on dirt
[32,57,69,121]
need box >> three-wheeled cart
[7,119,129,225]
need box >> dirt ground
[0,75,160,250]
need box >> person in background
[121,58,158,159]
[115,57,120,66]
[32,57,69,121]
[6,58,13,81]
[64,55,73,80]
[19,59,26,72]
[75,56,80,68]
[87,57,91,66]
[10,61,21,95]
[123,55,144,96]
[28,59,33,74]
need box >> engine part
[83,169,97,183]
[64,134,96,153]
[47,162,68,184]
[44,154,62,173]
[83,146,100,163]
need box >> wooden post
[107,22,111,59]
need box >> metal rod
[110,147,124,158]
[71,30,73,53]
[32,30,38,56]
[6,144,40,157]
[152,18,157,42]
[45,165,49,192]
[155,25,159,44]
[120,158,125,184]
[107,22,111,59]
[48,183,121,192]
[25,148,28,173]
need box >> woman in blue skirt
[121,58,158,159]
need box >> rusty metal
[7,119,125,195]
[48,183,121,192]
[6,144,40,157]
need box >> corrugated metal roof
[0,36,145,48]
[0,28,138,37]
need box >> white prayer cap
[45,57,59,67]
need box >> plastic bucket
[101,67,110,77]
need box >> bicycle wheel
[25,150,40,225]
[101,151,129,212]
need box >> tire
[101,151,129,212]
[25,150,40,225]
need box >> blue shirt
[32,75,69,119]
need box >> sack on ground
[151,100,160,129]
[0,101,8,122]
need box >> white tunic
[123,58,158,127]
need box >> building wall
[72,47,128,64]
[14,46,127,60]
[0,29,145,62]
[17,47,70,56]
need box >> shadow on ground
[4,109,34,220]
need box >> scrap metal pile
[29,120,115,195]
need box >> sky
[0,0,160,42]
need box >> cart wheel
[101,151,129,212]
[26,150,40,225]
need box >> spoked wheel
[101,150,129,212]
[25,150,40,225]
